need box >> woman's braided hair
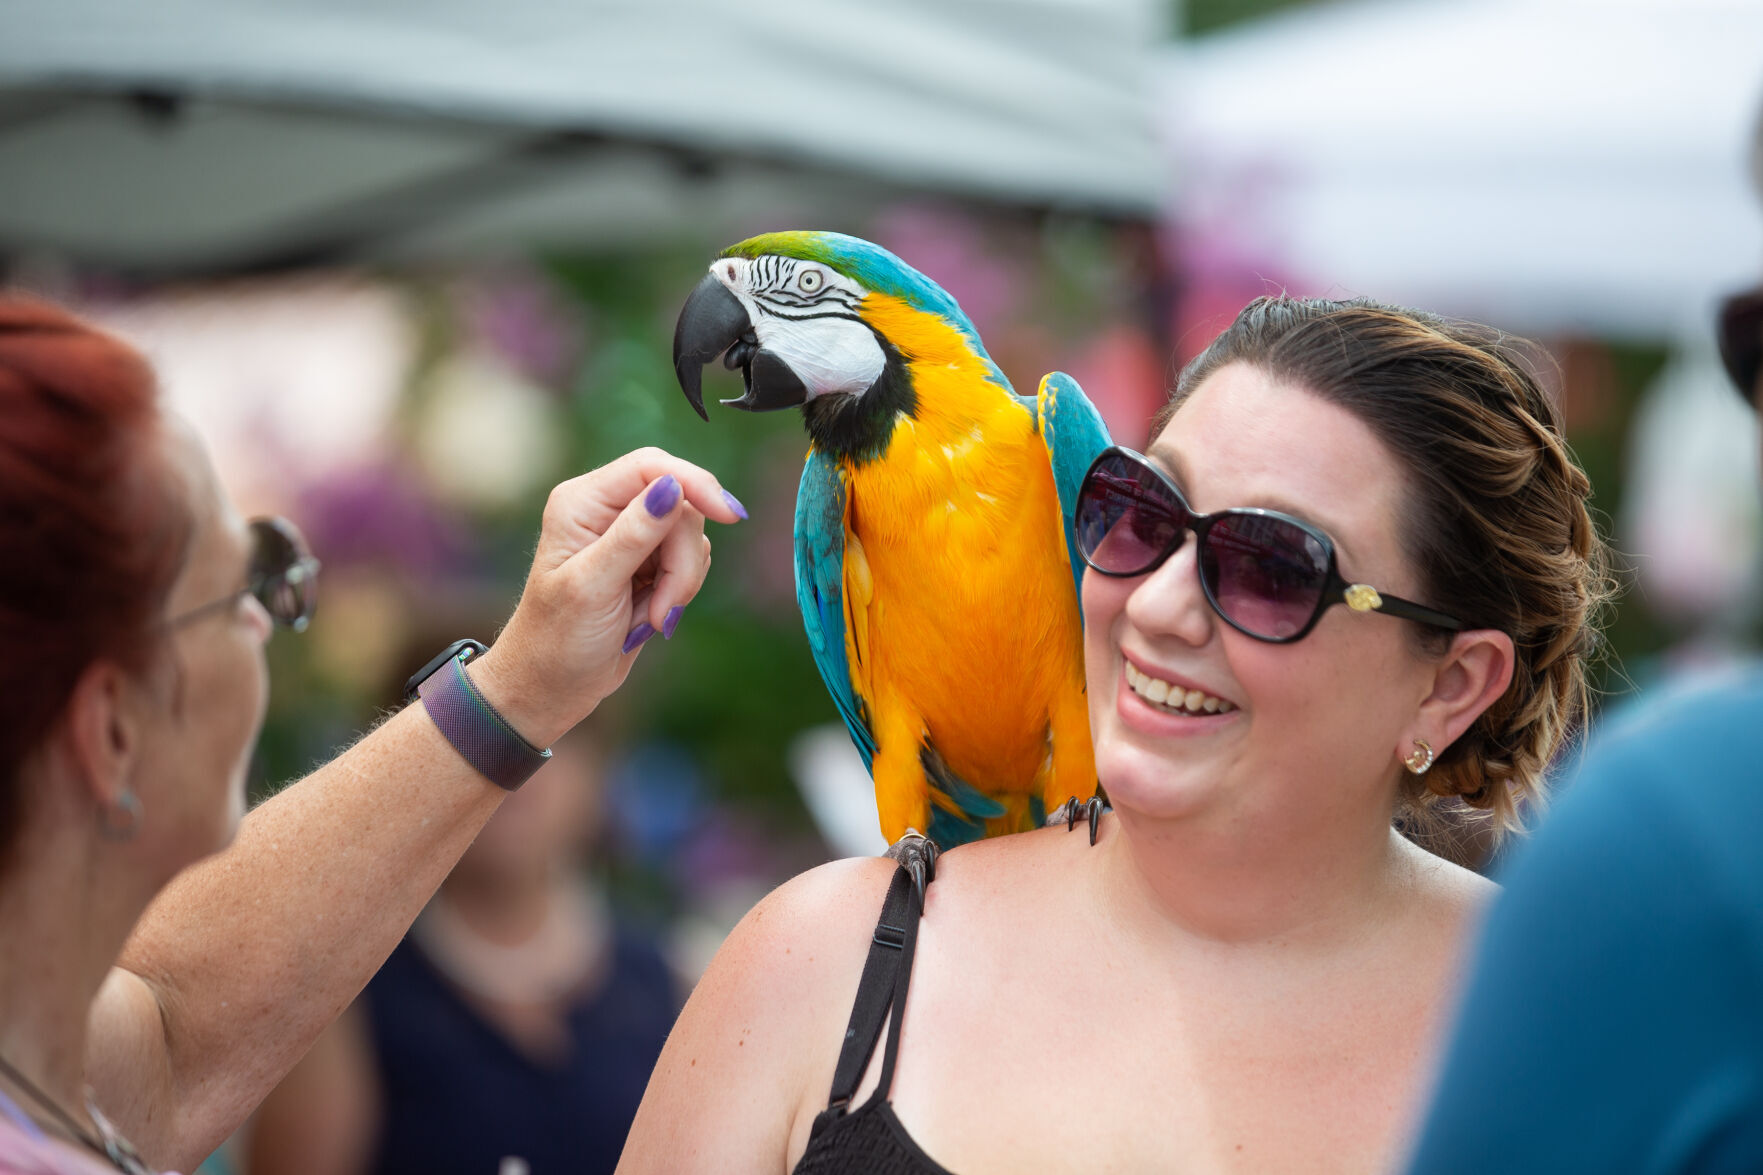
[1159,296,1615,836]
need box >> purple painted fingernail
[622,622,657,654]
[644,475,681,518]
[662,606,685,639]
[721,489,749,521]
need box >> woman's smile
[1115,655,1242,737]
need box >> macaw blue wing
[1032,372,1113,602]
[794,448,876,770]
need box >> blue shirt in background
[364,921,679,1175]
[1408,668,1763,1173]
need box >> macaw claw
[885,829,939,906]
[1049,793,1108,846]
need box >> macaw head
[672,231,1008,462]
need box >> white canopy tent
[1161,0,1763,339]
[0,0,1164,276]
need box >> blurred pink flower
[1060,324,1168,446]
[870,204,1026,338]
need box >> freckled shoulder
[620,856,900,1173]
[716,855,902,997]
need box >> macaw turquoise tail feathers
[919,744,1006,849]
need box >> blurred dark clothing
[363,923,678,1175]
[1409,669,1763,1174]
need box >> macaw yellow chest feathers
[837,296,1093,843]
[671,230,1111,850]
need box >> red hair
[0,295,192,857]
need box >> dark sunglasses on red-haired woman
[167,516,320,633]
[1074,447,1464,643]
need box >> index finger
[539,448,745,566]
[572,447,744,524]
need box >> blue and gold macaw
[673,232,1110,873]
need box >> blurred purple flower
[297,462,477,577]
[675,815,777,898]
[458,268,581,386]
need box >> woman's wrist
[462,643,590,752]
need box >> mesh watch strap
[417,652,552,791]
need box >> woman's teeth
[1124,661,1235,715]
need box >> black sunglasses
[1075,447,1463,643]
[1717,285,1763,403]
[167,516,320,633]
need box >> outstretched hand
[472,447,746,747]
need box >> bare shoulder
[673,853,898,1059]
[1397,833,1499,930]
[617,855,897,1174]
[717,854,900,986]
[925,819,1100,921]
[942,816,1109,871]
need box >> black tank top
[792,865,956,1175]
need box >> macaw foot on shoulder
[884,829,939,907]
[1047,788,1110,846]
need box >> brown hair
[0,295,193,864]
[1161,296,1614,837]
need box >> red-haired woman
[0,294,743,1173]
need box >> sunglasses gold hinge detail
[1343,584,1383,613]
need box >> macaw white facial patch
[757,316,885,398]
[712,254,886,399]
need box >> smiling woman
[1161,297,1613,836]
[618,295,1614,1175]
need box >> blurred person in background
[0,293,740,1175]
[619,295,1613,1175]
[1405,120,1763,1175]
[245,719,679,1175]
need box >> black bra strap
[870,873,922,1105]
[822,864,923,1116]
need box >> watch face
[404,638,488,703]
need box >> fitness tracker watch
[404,639,552,791]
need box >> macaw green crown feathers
[721,231,1008,390]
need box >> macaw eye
[798,269,824,294]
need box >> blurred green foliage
[1181,0,1326,37]
[1568,342,1673,701]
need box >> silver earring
[1403,739,1435,776]
[100,790,143,840]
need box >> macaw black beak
[672,274,810,420]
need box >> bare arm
[91,700,506,1166]
[617,857,893,1175]
[85,450,742,1170]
